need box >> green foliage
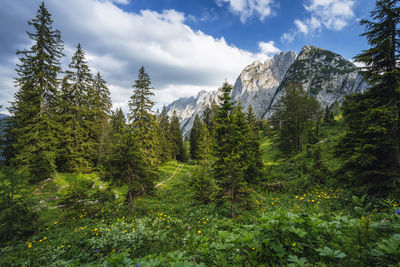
[7,2,64,181]
[189,162,218,204]
[57,44,94,173]
[0,167,37,242]
[128,66,160,168]
[170,111,188,162]
[337,0,400,196]
[271,83,322,155]
[189,114,202,160]
[157,105,173,162]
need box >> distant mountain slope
[167,45,369,136]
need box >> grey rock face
[167,45,369,136]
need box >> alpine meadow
[1,0,400,266]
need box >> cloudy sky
[0,0,376,113]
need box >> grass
[260,136,283,165]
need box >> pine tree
[189,114,202,160]
[111,108,126,136]
[90,72,112,166]
[170,111,188,162]
[7,2,63,181]
[158,106,173,162]
[128,66,160,168]
[337,0,400,194]
[57,44,93,172]
[106,127,155,215]
[245,105,263,184]
[214,82,250,217]
[271,83,322,154]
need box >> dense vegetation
[0,0,399,266]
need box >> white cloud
[281,0,355,42]
[216,0,275,23]
[0,0,271,112]
[258,41,280,57]
[295,19,309,35]
[281,32,295,43]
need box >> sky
[0,0,376,113]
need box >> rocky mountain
[167,45,369,136]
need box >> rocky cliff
[166,45,369,136]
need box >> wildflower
[61,245,64,248]
[252,247,255,250]
[39,239,42,243]
[46,228,49,231]
[112,249,116,252]
[94,228,98,232]
[295,196,299,199]
[54,221,58,225]
[28,243,32,248]
[395,209,400,215]
[197,230,201,234]
[43,237,47,240]
[311,199,315,203]
[292,243,296,247]
[188,227,193,231]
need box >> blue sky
[0,0,377,113]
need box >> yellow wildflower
[197,230,201,234]
[28,243,32,248]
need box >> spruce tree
[337,0,400,194]
[245,105,263,184]
[170,111,187,162]
[128,66,160,168]
[7,2,63,181]
[57,44,93,172]
[271,83,321,154]
[214,82,249,217]
[189,114,202,160]
[158,106,173,162]
[111,108,126,136]
[90,72,112,166]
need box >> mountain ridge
[167,45,369,135]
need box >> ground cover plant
[1,0,400,266]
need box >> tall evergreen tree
[106,127,155,215]
[214,82,250,217]
[337,0,400,194]
[57,44,93,172]
[7,2,63,181]
[89,72,112,166]
[128,66,160,168]
[170,111,187,162]
[158,105,172,162]
[189,114,202,160]
[111,108,126,136]
[271,83,321,154]
[245,105,263,184]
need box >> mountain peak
[167,46,369,136]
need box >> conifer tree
[245,105,263,184]
[337,0,400,194]
[106,127,155,215]
[158,106,173,162]
[111,108,126,136]
[170,111,188,162]
[214,82,249,217]
[7,2,63,181]
[189,114,202,160]
[90,72,112,166]
[271,83,321,154]
[57,44,93,172]
[128,66,160,168]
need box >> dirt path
[155,163,184,188]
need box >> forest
[0,0,399,266]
